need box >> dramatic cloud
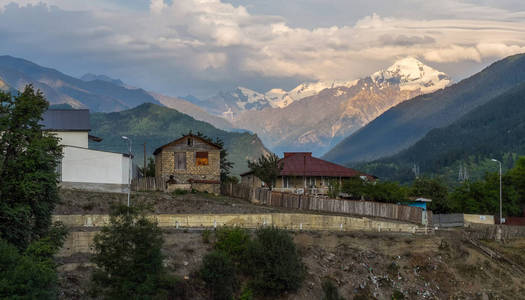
[0,0,524,97]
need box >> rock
[183,261,189,266]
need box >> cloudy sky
[1,0,525,98]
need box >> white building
[41,109,132,193]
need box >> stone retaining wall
[54,213,424,257]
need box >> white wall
[51,131,89,148]
[61,146,130,185]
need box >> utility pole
[491,159,503,223]
[143,142,147,176]
[122,136,132,207]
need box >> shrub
[238,286,254,300]
[0,223,68,299]
[247,227,305,296]
[202,229,212,244]
[200,250,237,300]
[174,189,188,195]
[322,278,344,300]
[392,289,405,300]
[91,205,178,299]
[214,227,251,264]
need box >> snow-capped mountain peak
[265,79,358,108]
[372,57,450,93]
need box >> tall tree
[247,153,282,189]
[91,206,179,298]
[410,177,449,213]
[0,85,62,250]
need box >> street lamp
[491,159,502,223]
[122,136,132,207]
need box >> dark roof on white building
[40,109,91,131]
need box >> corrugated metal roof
[279,152,375,179]
[40,109,90,131]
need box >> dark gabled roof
[280,152,375,179]
[241,152,376,180]
[40,109,90,131]
[153,134,222,155]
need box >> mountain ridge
[231,57,451,156]
[0,55,233,130]
[323,53,525,164]
[89,103,270,175]
[361,81,525,183]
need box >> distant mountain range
[80,73,125,87]
[323,53,525,165]
[0,55,233,130]
[89,103,269,175]
[195,57,450,156]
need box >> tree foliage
[0,222,67,299]
[200,227,305,298]
[91,205,179,299]
[247,153,282,189]
[200,250,237,300]
[246,227,305,296]
[410,177,450,213]
[341,177,408,203]
[321,278,344,300]
[0,85,63,250]
[138,157,156,177]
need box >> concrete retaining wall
[434,213,495,227]
[54,213,423,257]
[60,182,128,193]
[53,213,420,233]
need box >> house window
[174,152,186,170]
[187,138,193,146]
[196,152,209,166]
[283,176,289,188]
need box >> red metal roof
[279,152,375,179]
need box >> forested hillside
[324,53,525,164]
[362,82,525,183]
[89,103,270,175]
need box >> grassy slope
[89,103,269,175]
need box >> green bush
[322,278,344,300]
[174,189,188,195]
[238,286,254,300]
[215,227,251,264]
[91,205,179,299]
[247,227,305,296]
[0,223,68,299]
[202,229,212,244]
[200,250,237,300]
[392,289,405,300]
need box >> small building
[153,134,221,194]
[400,197,432,211]
[240,152,375,195]
[41,109,132,193]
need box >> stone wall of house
[192,182,220,194]
[158,150,220,182]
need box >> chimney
[284,152,312,158]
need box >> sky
[1,0,525,98]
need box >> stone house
[153,134,221,194]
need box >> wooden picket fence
[223,184,428,225]
[258,189,425,224]
[221,183,253,200]
[131,177,163,191]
